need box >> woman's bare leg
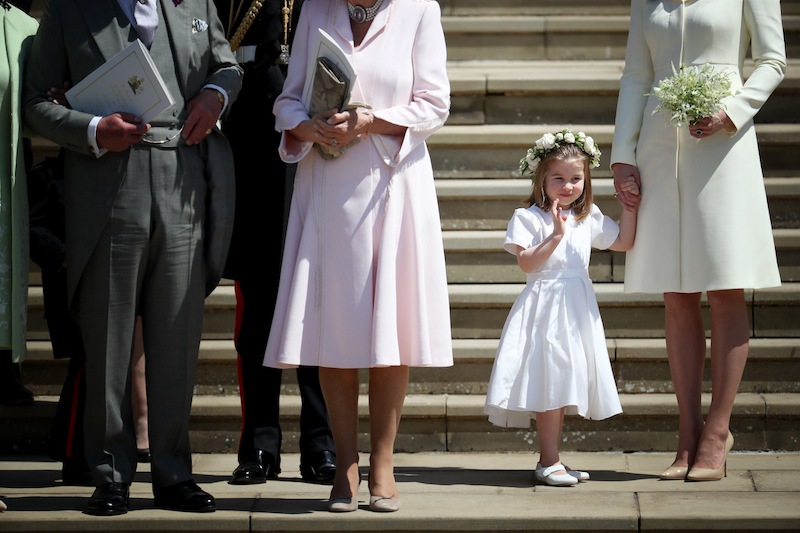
[692,289,749,470]
[367,366,409,498]
[663,292,706,468]
[319,367,361,499]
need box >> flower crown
[519,129,601,176]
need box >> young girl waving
[484,129,639,486]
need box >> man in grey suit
[23,0,242,516]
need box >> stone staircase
[4,0,799,458]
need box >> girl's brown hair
[524,143,593,222]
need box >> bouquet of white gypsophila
[519,128,601,176]
[651,63,733,127]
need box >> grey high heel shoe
[328,478,361,512]
[328,495,358,512]
[366,471,400,512]
[368,494,400,512]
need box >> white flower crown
[519,128,601,176]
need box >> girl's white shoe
[535,462,579,486]
[562,464,590,481]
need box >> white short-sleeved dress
[484,205,623,428]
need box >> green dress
[0,5,37,362]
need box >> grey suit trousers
[77,143,207,488]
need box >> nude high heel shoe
[686,431,734,482]
[659,464,689,480]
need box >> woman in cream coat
[611,0,785,481]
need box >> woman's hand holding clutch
[311,107,374,159]
[287,110,339,148]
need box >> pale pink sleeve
[371,0,450,167]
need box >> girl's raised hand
[551,198,567,236]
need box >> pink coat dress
[264,0,454,369]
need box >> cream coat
[610,0,786,293]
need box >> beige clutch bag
[310,57,364,159]
[310,57,348,117]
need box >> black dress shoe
[300,450,336,484]
[0,376,34,406]
[137,449,151,463]
[84,482,129,516]
[229,450,278,485]
[62,459,93,486]
[153,480,215,513]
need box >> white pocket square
[192,18,208,33]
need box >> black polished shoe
[62,459,93,486]
[137,449,151,463]
[229,450,278,485]
[300,450,336,484]
[0,376,34,406]
[84,482,129,516]
[153,480,215,513]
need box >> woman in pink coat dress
[266,0,453,512]
[611,0,786,481]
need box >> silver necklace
[347,0,384,24]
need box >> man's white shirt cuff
[88,116,107,158]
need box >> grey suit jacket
[23,0,243,302]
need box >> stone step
[427,124,800,176]
[440,15,800,62]
[440,0,635,16]
[3,453,800,533]
[29,0,800,19]
[449,282,800,340]
[436,177,800,230]
[442,227,800,284]
[24,226,799,288]
[2,391,797,454]
[23,282,800,343]
[448,60,800,125]
[439,0,800,16]
[441,338,800,396]
[28,73,800,168]
[19,337,800,398]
